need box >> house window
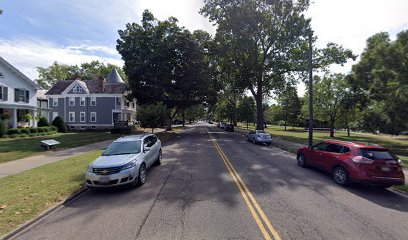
[0,72,3,78]
[90,112,97,122]
[69,97,75,106]
[14,89,29,103]
[52,112,58,120]
[80,112,86,122]
[80,97,86,106]
[116,97,121,107]
[72,84,82,93]
[52,98,58,107]
[0,86,8,101]
[69,112,75,122]
[91,97,96,106]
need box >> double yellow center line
[208,131,282,240]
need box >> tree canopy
[116,10,213,130]
[36,60,127,89]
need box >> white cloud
[307,0,408,74]
[0,38,123,80]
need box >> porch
[0,104,38,128]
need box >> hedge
[7,128,20,135]
[20,128,30,134]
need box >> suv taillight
[352,156,374,164]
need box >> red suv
[296,140,405,187]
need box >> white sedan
[247,130,272,145]
[85,134,162,189]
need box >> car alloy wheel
[138,164,146,186]
[333,167,349,186]
[297,153,306,167]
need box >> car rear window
[360,148,396,160]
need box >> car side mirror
[144,147,151,152]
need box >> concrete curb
[2,187,88,240]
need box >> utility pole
[308,31,314,149]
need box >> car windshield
[360,148,396,160]
[102,140,141,156]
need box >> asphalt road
[10,123,408,240]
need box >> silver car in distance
[85,134,162,189]
[247,130,272,146]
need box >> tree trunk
[255,93,264,130]
[246,121,249,129]
[166,118,172,131]
[329,119,335,138]
[347,126,350,137]
[284,109,287,131]
[182,110,185,127]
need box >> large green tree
[201,0,354,130]
[349,30,408,134]
[116,10,211,130]
[36,61,126,89]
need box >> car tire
[332,166,349,186]
[156,149,162,165]
[137,163,147,186]
[297,153,306,167]
[252,138,257,144]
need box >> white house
[0,56,42,128]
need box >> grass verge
[0,132,120,164]
[0,130,180,237]
[0,150,102,237]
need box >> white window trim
[90,97,96,106]
[72,84,82,93]
[69,112,75,122]
[69,97,75,106]
[53,98,58,107]
[80,97,86,106]
[90,112,97,122]
[80,112,86,122]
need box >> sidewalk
[0,139,113,178]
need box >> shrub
[29,128,38,133]
[20,128,30,134]
[52,116,67,133]
[37,117,50,127]
[37,127,47,133]
[49,126,58,132]
[0,120,6,138]
[7,128,20,135]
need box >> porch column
[12,108,17,128]
[32,110,38,127]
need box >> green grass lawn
[0,132,121,164]
[0,150,102,237]
[238,124,408,167]
[0,130,179,237]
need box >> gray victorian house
[46,69,136,130]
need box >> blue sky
[0,0,407,95]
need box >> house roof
[46,79,127,95]
[107,68,125,83]
[0,56,41,89]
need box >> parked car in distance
[217,122,226,129]
[247,130,272,145]
[296,140,405,187]
[225,123,234,132]
[85,134,162,189]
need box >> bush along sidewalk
[3,126,58,138]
